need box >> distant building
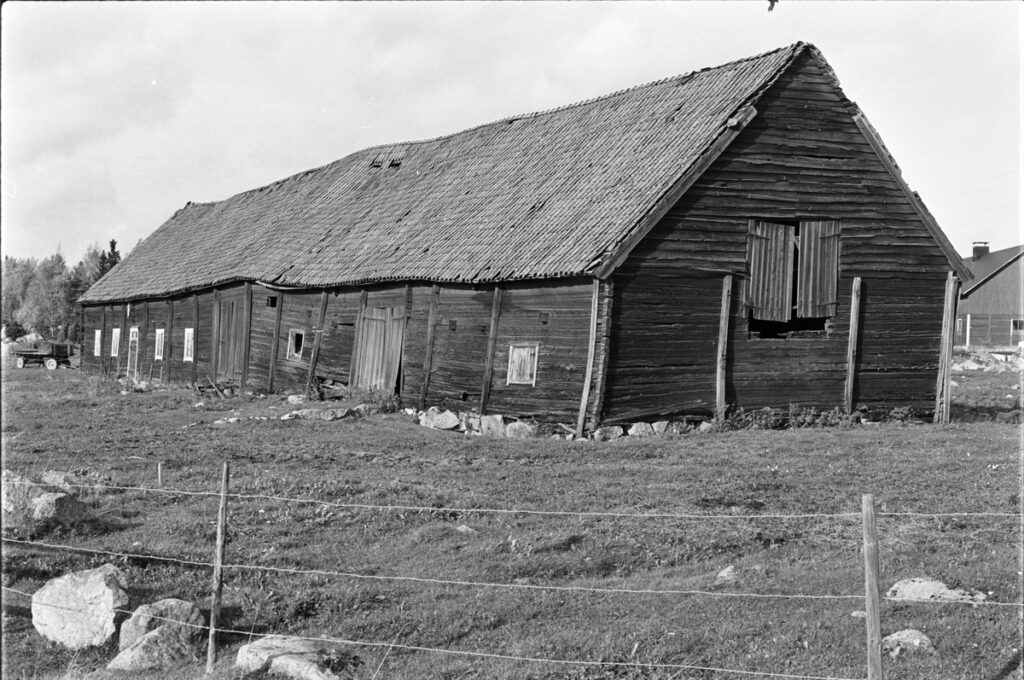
[955,242,1024,349]
[80,42,968,426]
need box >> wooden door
[352,307,406,391]
[216,299,241,382]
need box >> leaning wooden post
[844,277,862,413]
[576,279,601,438]
[715,275,732,421]
[479,286,503,415]
[934,272,956,424]
[206,462,230,674]
[862,493,883,680]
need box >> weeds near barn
[1,369,1021,679]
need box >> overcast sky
[2,1,1020,265]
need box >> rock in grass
[881,629,933,658]
[652,420,671,434]
[886,577,986,603]
[30,492,87,526]
[714,565,738,586]
[505,420,539,439]
[118,598,204,651]
[628,422,655,437]
[32,564,129,649]
[108,624,201,671]
[420,407,460,430]
[592,426,623,441]
[480,414,506,437]
[236,635,361,680]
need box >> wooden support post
[589,279,614,430]
[211,289,222,382]
[480,286,503,415]
[934,272,956,424]
[349,290,368,388]
[206,462,230,675]
[715,275,733,421]
[240,283,252,389]
[140,302,150,379]
[576,279,601,438]
[844,277,863,413]
[862,494,883,680]
[157,462,163,489]
[419,285,440,410]
[305,291,330,396]
[164,299,173,383]
[191,294,199,386]
[268,292,284,392]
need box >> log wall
[604,51,952,420]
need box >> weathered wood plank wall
[603,51,951,420]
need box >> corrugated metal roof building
[80,43,969,429]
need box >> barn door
[351,307,406,391]
[216,299,241,382]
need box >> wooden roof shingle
[81,42,965,303]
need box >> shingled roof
[83,42,960,304]
[81,43,819,303]
[962,245,1024,296]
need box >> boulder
[108,624,201,671]
[118,598,204,651]
[885,577,986,604]
[592,426,623,442]
[652,421,671,434]
[714,565,738,586]
[287,394,305,405]
[697,421,715,434]
[480,414,506,437]
[236,635,360,680]
[2,470,48,531]
[31,492,87,526]
[31,564,129,649]
[881,629,933,658]
[41,470,108,497]
[420,407,460,430]
[505,420,539,439]
[628,422,655,437]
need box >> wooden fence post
[862,493,883,680]
[206,462,230,674]
[157,462,163,489]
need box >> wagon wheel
[15,356,25,369]
[45,358,58,371]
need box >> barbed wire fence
[2,469,1021,680]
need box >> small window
[287,329,305,361]
[93,329,102,357]
[183,328,194,362]
[154,328,165,360]
[110,328,121,357]
[266,296,278,308]
[507,343,539,386]
[1012,319,1024,332]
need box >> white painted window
[154,328,165,360]
[110,328,121,357]
[506,343,539,386]
[183,327,194,362]
[93,329,102,357]
[287,329,305,361]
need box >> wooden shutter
[796,221,841,318]
[745,220,795,322]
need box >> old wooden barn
[955,242,1024,349]
[79,42,970,430]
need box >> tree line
[2,240,122,344]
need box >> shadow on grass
[991,649,1023,680]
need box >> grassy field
[1,366,1021,680]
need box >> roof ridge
[182,42,809,209]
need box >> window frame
[154,328,165,361]
[110,328,121,357]
[506,342,540,386]
[93,329,102,357]
[182,327,194,362]
[287,329,305,361]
